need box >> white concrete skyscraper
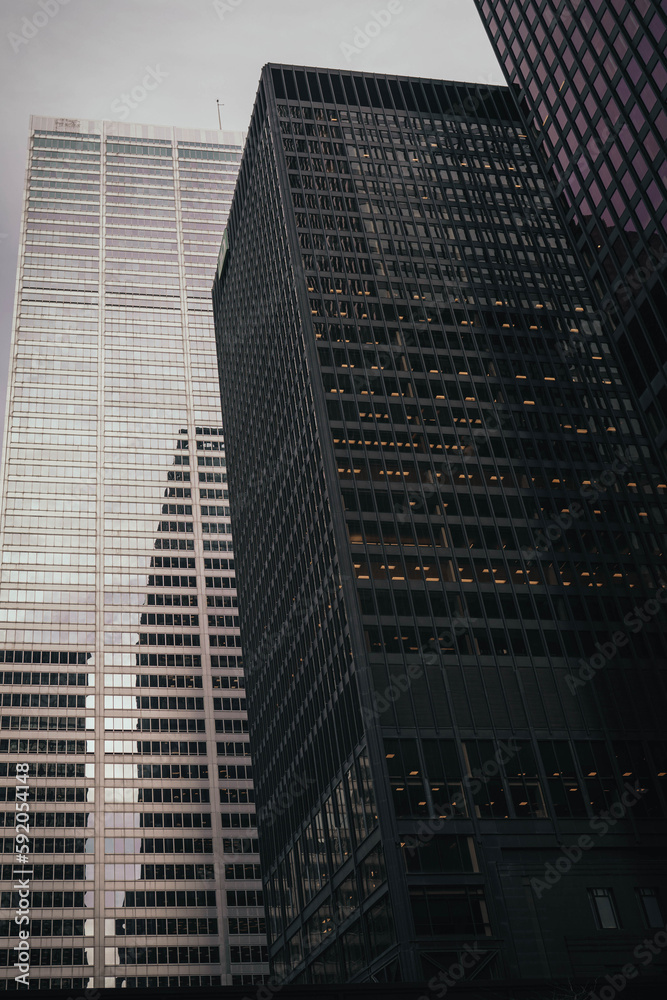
[0,116,268,989]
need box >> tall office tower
[472,1,667,450]
[213,65,667,986]
[0,116,269,989]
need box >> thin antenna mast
[216,100,224,130]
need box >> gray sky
[0,0,502,442]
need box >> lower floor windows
[637,887,664,929]
[589,887,620,929]
[409,886,492,937]
[104,946,220,966]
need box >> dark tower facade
[472,1,667,451]
[213,65,667,986]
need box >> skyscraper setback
[213,64,667,985]
[0,117,268,988]
[472,1,667,449]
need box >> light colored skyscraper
[0,116,268,989]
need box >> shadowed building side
[213,64,667,985]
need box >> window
[589,888,620,929]
[383,738,428,817]
[637,888,664,929]
[503,741,547,819]
[539,740,588,818]
[409,886,491,937]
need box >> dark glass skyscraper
[213,64,667,986]
[472,1,667,449]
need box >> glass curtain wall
[212,65,667,984]
[0,116,268,990]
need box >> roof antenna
[216,100,224,130]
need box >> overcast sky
[0,0,502,443]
